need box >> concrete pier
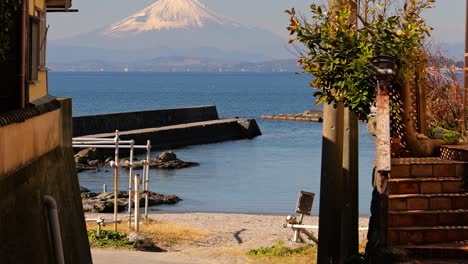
[73,105,219,137]
[85,118,261,150]
[73,106,262,151]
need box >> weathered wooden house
[0,0,91,263]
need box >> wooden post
[341,109,359,258]
[317,102,345,263]
[340,0,359,259]
[318,1,360,263]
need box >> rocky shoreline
[75,149,199,172]
[261,110,323,123]
[81,187,182,213]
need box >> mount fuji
[50,0,290,64]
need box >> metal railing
[74,130,151,232]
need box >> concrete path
[92,249,200,264]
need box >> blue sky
[48,0,465,44]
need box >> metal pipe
[44,195,65,264]
[113,130,119,232]
[144,140,151,218]
[128,140,135,228]
[134,174,141,232]
[85,217,122,225]
[73,141,127,145]
[284,224,368,231]
[73,139,134,144]
[302,229,319,244]
[72,145,148,149]
[20,0,28,108]
[73,137,116,141]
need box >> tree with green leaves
[288,0,444,156]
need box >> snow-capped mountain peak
[105,0,240,34]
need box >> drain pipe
[20,0,28,108]
[44,195,65,264]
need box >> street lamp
[370,55,396,192]
[367,55,397,253]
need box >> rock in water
[156,151,177,162]
[81,191,182,213]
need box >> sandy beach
[88,212,370,264]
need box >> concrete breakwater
[73,105,219,137]
[262,110,323,122]
[73,106,261,152]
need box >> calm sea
[49,72,375,215]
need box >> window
[29,17,39,81]
[39,11,47,69]
[29,10,46,81]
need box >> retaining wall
[0,98,92,264]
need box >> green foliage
[426,52,464,134]
[429,127,462,143]
[287,0,433,117]
[0,0,20,61]
[87,229,135,248]
[247,240,315,257]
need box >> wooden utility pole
[317,1,359,263]
[341,1,359,260]
[318,102,345,264]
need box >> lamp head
[370,55,397,79]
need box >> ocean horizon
[50,72,375,216]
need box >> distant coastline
[48,58,301,73]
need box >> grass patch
[88,229,134,249]
[247,240,316,264]
[86,218,208,249]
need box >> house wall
[0,98,92,264]
[28,0,48,102]
[29,70,48,102]
[0,105,60,176]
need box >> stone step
[391,157,468,178]
[389,193,468,211]
[389,226,468,245]
[389,177,464,195]
[400,241,468,260]
[440,145,468,162]
[389,209,468,227]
